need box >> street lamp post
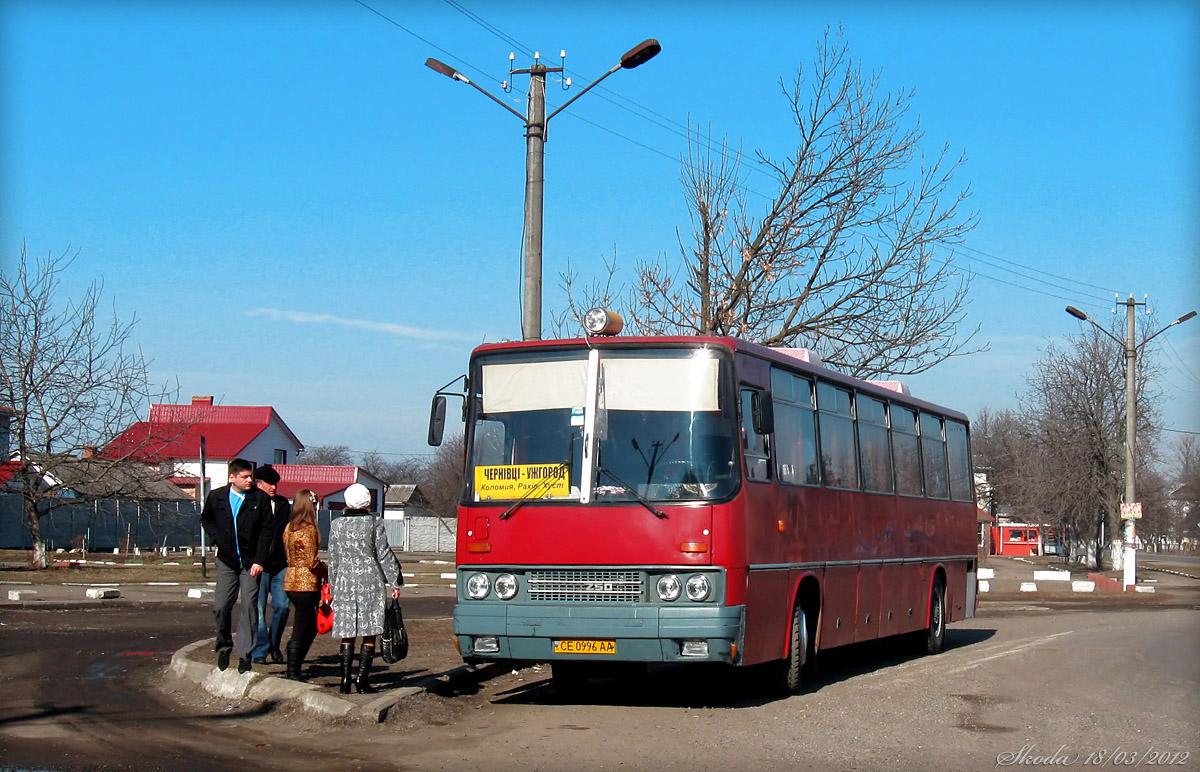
[426,39,661,341]
[1066,298,1197,587]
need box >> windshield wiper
[499,434,574,521]
[595,464,668,519]
[498,468,563,520]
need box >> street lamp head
[1176,310,1198,325]
[620,38,661,69]
[1065,306,1088,321]
[425,58,461,80]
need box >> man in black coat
[249,464,291,664]
[200,457,276,673]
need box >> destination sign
[475,464,570,500]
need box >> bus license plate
[553,639,616,655]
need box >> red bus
[428,318,978,694]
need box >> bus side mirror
[428,395,447,446]
[752,392,774,435]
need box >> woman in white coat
[328,483,403,694]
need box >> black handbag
[381,597,408,663]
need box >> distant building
[0,405,16,490]
[274,464,385,513]
[384,484,433,519]
[0,405,12,457]
[105,395,304,499]
[26,453,192,502]
[103,395,386,511]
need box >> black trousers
[286,590,320,655]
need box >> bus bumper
[454,603,746,664]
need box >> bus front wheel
[774,605,809,696]
[552,662,587,697]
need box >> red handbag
[316,580,334,635]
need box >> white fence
[382,515,456,553]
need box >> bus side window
[740,388,771,481]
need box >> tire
[921,581,947,656]
[776,605,808,696]
[551,662,587,697]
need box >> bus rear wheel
[918,580,947,656]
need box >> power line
[354,0,1162,320]
[954,243,1116,296]
[354,0,513,92]
[437,0,779,189]
[442,0,533,58]
[349,449,435,458]
[1162,334,1200,386]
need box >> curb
[976,562,1175,595]
[168,638,507,723]
[1,599,208,611]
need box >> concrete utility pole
[426,39,661,341]
[1066,298,1197,587]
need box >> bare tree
[1,244,176,567]
[419,434,465,520]
[1135,466,1173,553]
[1170,434,1199,545]
[972,407,1037,518]
[618,28,978,377]
[549,252,624,338]
[359,450,425,485]
[296,444,354,466]
[1016,327,1161,570]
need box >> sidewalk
[0,550,503,723]
[978,554,1200,599]
[169,618,504,724]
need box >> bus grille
[527,570,643,603]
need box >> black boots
[337,641,379,694]
[355,643,377,694]
[285,640,305,682]
[338,642,355,694]
[270,608,289,663]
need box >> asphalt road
[1,596,1198,772]
[0,597,456,772]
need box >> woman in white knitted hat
[327,482,403,694]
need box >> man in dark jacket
[200,458,276,673]
[249,464,291,664]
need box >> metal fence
[0,492,200,551]
[0,492,454,554]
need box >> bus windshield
[466,346,739,504]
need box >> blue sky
[3,1,1197,462]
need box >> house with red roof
[0,405,18,490]
[0,404,12,458]
[104,396,385,512]
[274,463,385,512]
[106,395,303,497]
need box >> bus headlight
[466,572,491,599]
[656,574,682,601]
[494,573,518,600]
[685,574,711,601]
